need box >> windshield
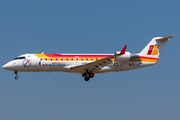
[13,56,26,60]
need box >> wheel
[89,73,94,78]
[84,76,90,81]
[82,73,86,77]
[15,76,18,80]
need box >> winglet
[116,45,127,55]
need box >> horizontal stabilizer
[156,35,177,41]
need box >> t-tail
[138,35,176,59]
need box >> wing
[70,45,127,74]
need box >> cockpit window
[13,57,18,60]
[13,57,25,60]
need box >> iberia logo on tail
[147,45,159,55]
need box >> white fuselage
[2,35,175,81]
[2,53,157,74]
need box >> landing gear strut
[14,71,18,80]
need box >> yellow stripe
[141,59,158,62]
[52,58,56,61]
[35,54,48,58]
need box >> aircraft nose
[2,62,14,70]
[2,63,9,69]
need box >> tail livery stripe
[147,45,159,55]
[152,45,158,55]
[147,45,154,55]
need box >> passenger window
[81,58,83,61]
[86,58,88,61]
[71,58,73,61]
[66,58,68,61]
[56,58,58,61]
[96,58,98,61]
[40,58,42,61]
[45,58,47,61]
[91,58,93,61]
[61,58,63,61]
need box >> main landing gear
[82,70,95,81]
[14,71,18,80]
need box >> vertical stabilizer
[138,35,176,58]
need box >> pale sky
[0,0,180,120]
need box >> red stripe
[140,56,159,60]
[45,54,112,58]
[147,45,154,55]
[147,50,153,55]
[45,54,62,57]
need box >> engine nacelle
[115,51,131,61]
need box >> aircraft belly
[13,60,157,73]
[14,65,66,72]
[99,61,156,73]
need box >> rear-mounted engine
[115,52,131,61]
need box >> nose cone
[2,63,10,70]
[2,62,14,70]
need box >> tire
[82,73,86,77]
[89,73,94,78]
[15,76,18,80]
[84,76,90,81]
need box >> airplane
[2,35,176,81]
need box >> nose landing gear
[15,76,18,80]
[14,71,18,80]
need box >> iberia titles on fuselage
[2,35,176,81]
